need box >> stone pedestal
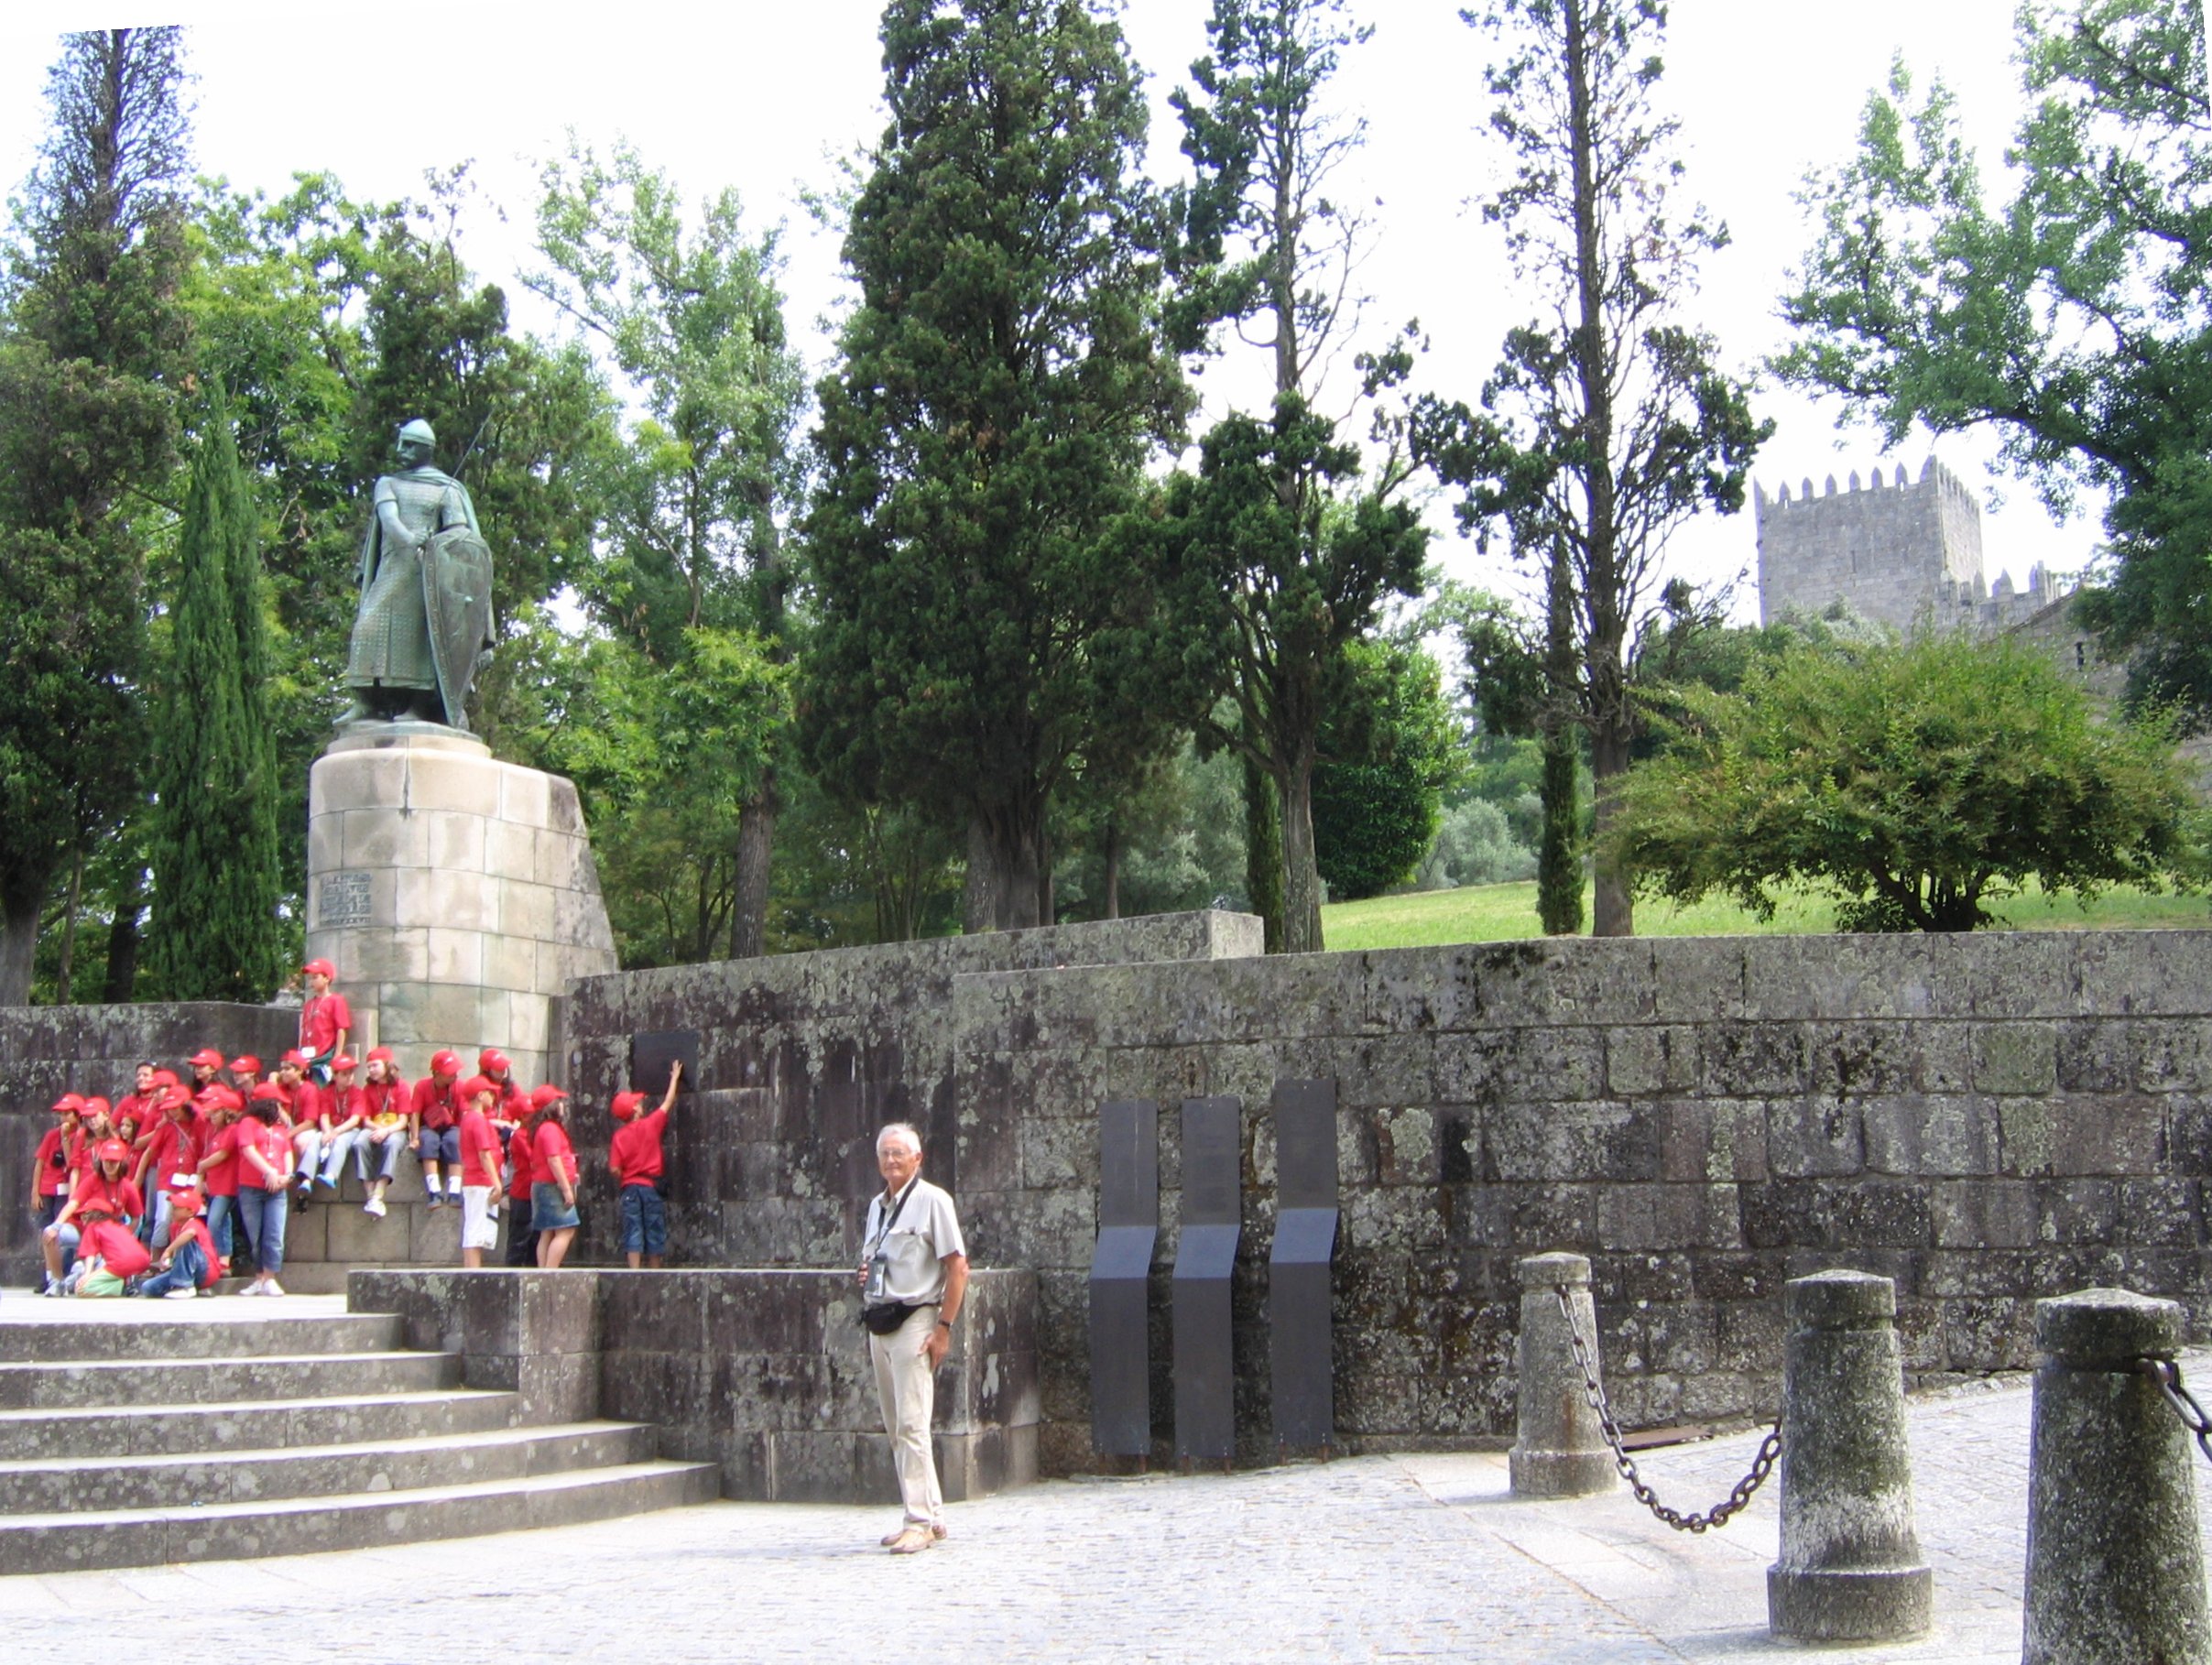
[305,726,616,1087]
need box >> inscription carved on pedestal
[317,870,373,929]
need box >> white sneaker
[262,1279,285,1298]
[364,1196,387,1218]
[164,1288,197,1300]
[238,1282,264,1298]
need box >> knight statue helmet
[395,418,436,462]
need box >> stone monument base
[305,725,616,1086]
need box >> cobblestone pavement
[2,1357,2206,1662]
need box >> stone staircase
[0,1297,719,1572]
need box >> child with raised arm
[609,1061,682,1269]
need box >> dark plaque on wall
[1269,1078,1339,1452]
[627,1029,700,1098]
[1088,1099,1159,1457]
[1172,1095,1241,1464]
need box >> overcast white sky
[0,1,2098,622]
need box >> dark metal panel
[628,1028,700,1097]
[1089,1100,1158,1457]
[1173,1096,1242,1462]
[1269,1078,1339,1451]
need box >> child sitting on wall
[609,1061,682,1269]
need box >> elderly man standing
[858,1121,967,1554]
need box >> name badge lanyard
[866,1178,920,1268]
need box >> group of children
[28,959,686,1297]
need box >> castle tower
[1753,458,1985,631]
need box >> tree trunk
[728,770,778,961]
[1102,814,1121,920]
[1538,542,1585,936]
[53,844,85,1004]
[102,874,143,1003]
[964,805,1043,933]
[1589,714,1635,936]
[1242,753,1284,952]
[1280,737,1324,954]
[0,887,38,1007]
[1036,819,1053,928]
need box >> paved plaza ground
[4,1299,2204,1663]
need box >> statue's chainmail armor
[346,469,471,690]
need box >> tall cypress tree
[145,383,285,1001]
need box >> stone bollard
[1766,1269,1933,1642]
[2023,1288,2211,1665]
[1509,1251,1616,1498]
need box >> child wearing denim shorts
[608,1061,681,1269]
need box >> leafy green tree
[1777,2,2212,724]
[1420,0,1770,937]
[144,384,285,1000]
[1165,0,1430,952]
[803,0,1196,932]
[0,27,191,1004]
[1612,634,2198,931]
[529,140,806,958]
[1312,635,1460,900]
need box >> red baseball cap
[331,1053,358,1073]
[229,1055,261,1076]
[167,1188,203,1217]
[80,1096,110,1119]
[458,1074,497,1104]
[365,1046,396,1065]
[478,1049,509,1075]
[279,1049,309,1069]
[430,1050,462,1076]
[528,1084,569,1112]
[301,958,335,979]
[610,1091,646,1123]
[206,1086,244,1114]
[49,1093,84,1115]
[189,1048,225,1070]
[250,1083,288,1105]
[96,1138,130,1164]
[150,1069,181,1089]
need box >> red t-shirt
[532,1121,576,1190]
[300,991,353,1056]
[411,1076,460,1132]
[362,1078,404,1121]
[80,1219,151,1279]
[290,1080,332,1129]
[142,1114,209,1189]
[328,1083,369,1126]
[71,1170,142,1224]
[202,1123,242,1199]
[508,1126,536,1201]
[34,1127,72,1197]
[237,1120,294,1192]
[166,1216,221,1287]
[490,1077,530,1126]
[113,1094,157,1134]
[609,1109,669,1188]
[457,1107,501,1190]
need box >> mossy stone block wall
[570,922,2212,1474]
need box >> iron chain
[2133,1356,2212,1467]
[1551,1282,1782,1533]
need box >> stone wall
[1755,457,1986,631]
[0,1003,299,1282]
[565,921,2212,1474]
[350,1267,1039,1505]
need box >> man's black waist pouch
[862,1301,919,1335]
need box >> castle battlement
[1754,456,1991,633]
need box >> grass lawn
[1320,877,2212,952]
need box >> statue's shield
[420,525,494,729]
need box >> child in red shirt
[454,1076,505,1269]
[41,1139,142,1295]
[610,1061,682,1268]
[70,1204,151,1297]
[503,1085,549,1267]
[528,1089,580,1269]
[140,1186,219,1299]
[197,1089,246,1273]
[234,1085,295,1297]
[136,1089,208,1250]
[31,1095,82,1238]
[299,958,352,1082]
[410,1050,464,1207]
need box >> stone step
[0,1420,661,1513]
[0,1349,462,1411]
[0,1309,406,1363]
[0,1459,724,1572]
[0,1386,523,1462]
